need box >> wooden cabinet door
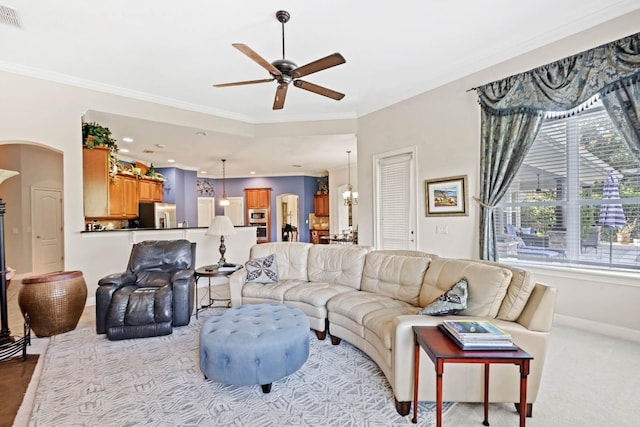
[257,189,270,208]
[108,176,124,217]
[83,147,110,218]
[108,175,138,218]
[138,179,153,202]
[245,188,270,209]
[138,179,163,202]
[123,176,138,217]
[152,181,163,202]
[314,194,329,216]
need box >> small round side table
[194,264,242,317]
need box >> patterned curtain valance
[476,32,640,115]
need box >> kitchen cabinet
[245,188,271,243]
[82,147,139,219]
[314,193,329,217]
[109,174,138,218]
[245,188,271,209]
[310,229,329,245]
[138,178,163,202]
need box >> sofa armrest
[229,268,248,307]
[98,272,136,288]
[516,283,557,332]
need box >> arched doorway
[0,142,64,274]
[276,193,299,242]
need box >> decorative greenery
[146,163,155,177]
[619,218,637,234]
[82,121,118,151]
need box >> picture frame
[425,175,468,216]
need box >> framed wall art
[425,175,468,216]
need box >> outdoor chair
[581,227,601,253]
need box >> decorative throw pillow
[419,277,468,316]
[245,254,279,284]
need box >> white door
[32,187,64,273]
[197,197,216,227]
[224,197,245,226]
[373,149,417,250]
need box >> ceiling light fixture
[220,159,230,206]
[343,150,358,206]
[168,159,175,163]
[119,148,129,153]
[122,137,134,143]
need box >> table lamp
[206,215,236,267]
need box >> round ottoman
[200,303,309,393]
[18,270,87,337]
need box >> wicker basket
[18,271,87,337]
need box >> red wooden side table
[412,326,533,426]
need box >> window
[495,100,640,270]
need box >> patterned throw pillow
[245,254,279,284]
[419,277,468,316]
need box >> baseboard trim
[554,314,640,344]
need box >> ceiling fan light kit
[214,10,346,110]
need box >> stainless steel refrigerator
[138,202,177,229]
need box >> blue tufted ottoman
[199,303,310,393]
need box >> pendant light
[342,150,358,206]
[220,159,230,206]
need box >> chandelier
[343,150,358,206]
[219,159,230,206]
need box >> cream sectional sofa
[229,242,557,417]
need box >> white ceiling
[1,1,639,177]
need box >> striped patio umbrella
[599,173,626,265]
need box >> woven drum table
[18,270,87,337]
[199,303,310,393]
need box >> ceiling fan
[213,10,346,110]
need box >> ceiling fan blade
[232,43,282,78]
[293,80,345,100]
[291,53,345,79]
[273,83,288,110]
[213,78,275,87]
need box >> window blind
[496,103,640,270]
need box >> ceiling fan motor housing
[272,59,297,83]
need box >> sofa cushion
[307,245,370,289]
[245,254,279,284]
[360,253,431,305]
[419,277,468,316]
[250,242,312,281]
[474,260,537,321]
[420,256,512,318]
[241,279,308,303]
[284,282,356,307]
[327,291,415,326]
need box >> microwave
[249,209,267,220]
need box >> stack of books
[438,320,517,350]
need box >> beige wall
[1,9,639,339]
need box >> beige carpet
[8,280,640,426]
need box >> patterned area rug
[30,309,453,426]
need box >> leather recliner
[96,239,196,340]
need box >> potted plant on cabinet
[82,121,119,179]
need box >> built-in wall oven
[253,224,268,242]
